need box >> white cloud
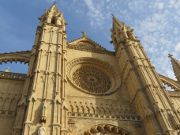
[174,42,180,57]
[43,0,180,79]
[83,0,105,28]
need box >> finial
[49,1,58,11]
[168,54,173,58]
[82,32,87,38]
[53,1,57,5]
[4,67,10,72]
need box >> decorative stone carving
[18,97,27,107]
[38,124,46,135]
[0,50,31,64]
[83,124,130,135]
[72,66,111,94]
[68,36,114,55]
[177,108,180,113]
[112,16,138,43]
[68,101,141,122]
[40,101,47,123]
[67,58,121,95]
[168,113,180,129]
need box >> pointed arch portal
[83,124,130,135]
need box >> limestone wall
[0,75,25,135]
[170,95,180,113]
[66,49,144,134]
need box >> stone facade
[0,4,180,135]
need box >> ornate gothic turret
[169,54,180,82]
[12,3,68,135]
[39,4,66,30]
[111,16,180,135]
[111,15,139,51]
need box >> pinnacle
[48,2,59,13]
[40,2,61,18]
[81,32,87,38]
[169,54,180,81]
[112,15,125,27]
[39,4,66,27]
[168,53,173,58]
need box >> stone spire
[39,3,66,29]
[111,16,180,134]
[111,15,138,50]
[21,4,68,135]
[169,54,180,81]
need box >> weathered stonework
[0,4,179,135]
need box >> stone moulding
[66,57,121,96]
[0,51,31,64]
[83,124,130,135]
[68,36,114,55]
[159,74,180,91]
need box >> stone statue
[38,124,46,135]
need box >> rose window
[72,66,111,94]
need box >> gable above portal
[67,32,114,55]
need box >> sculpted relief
[38,124,46,135]
[83,124,129,135]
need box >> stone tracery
[66,58,121,95]
[72,66,111,94]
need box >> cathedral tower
[111,16,180,135]
[16,4,68,135]
[0,4,180,135]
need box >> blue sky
[0,0,180,79]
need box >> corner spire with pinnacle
[169,54,180,82]
[111,15,139,50]
[39,3,66,29]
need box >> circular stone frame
[66,57,121,96]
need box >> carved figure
[38,125,46,135]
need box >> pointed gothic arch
[83,124,130,135]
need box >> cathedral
[0,4,180,135]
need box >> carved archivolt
[83,124,130,135]
[67,58,121,95]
